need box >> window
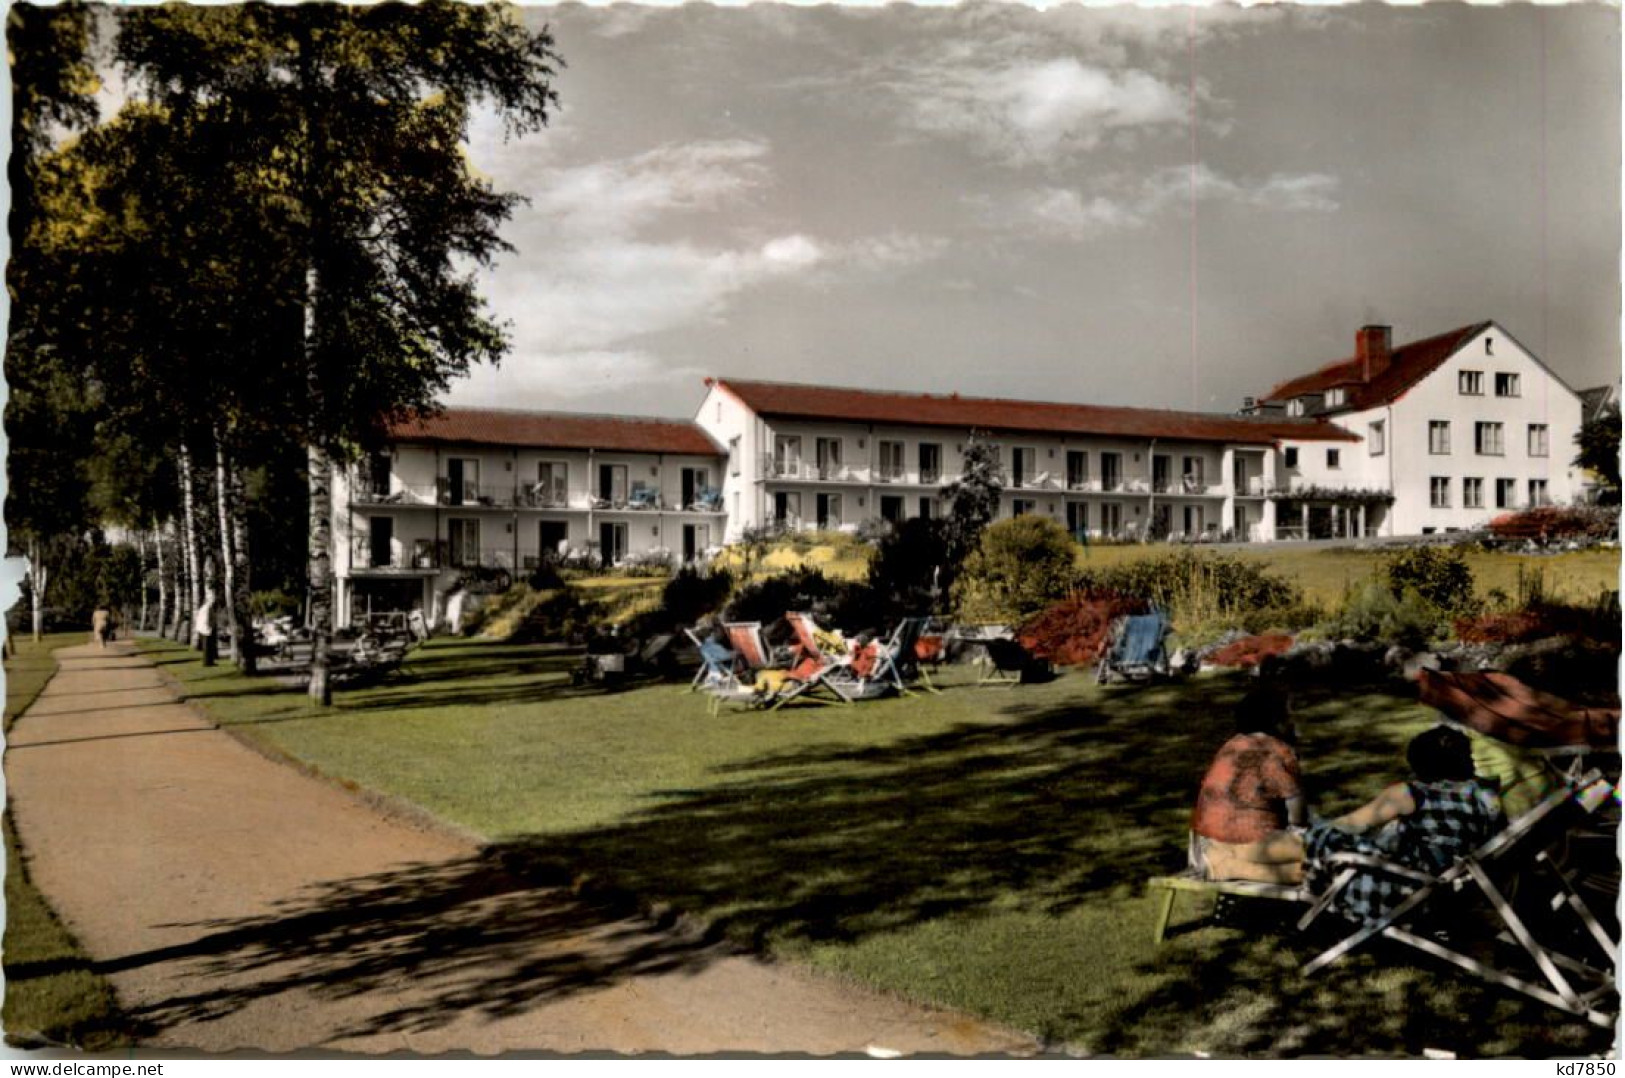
[1430,477,1451,509]
[1495,479,1516,509]
[598,463,628,504]
[1495,372,1521,398]
[535,461,567,507]
[1463,477,1484,509]
[367,516,394,568]
[1182,456,1205,492]
[1012,498,1036,516]
[1528,479,1549,507]
[773,435,802,477]
[815,437,844,479]
[1459,370,1484,396]
[1369,420,1385,456]
[880,495,904,522]
[1100,452,1122,491]
[1287,399,1306,417]
[598,521,628,565]
[364,453,392,498]
[1066,450,1088,490]
[445,458,480,506]
[729,437,741,477]
[448,518,481,568]
[1182,505,1205,536]
[877,440,905,481]
[1429,421,1451,455]
[816,493,843,529]
[1099,503,1123,537]
[918,443,942,484]
[1326,448,1341,470]
[1284,447,1299,469]
[1528,424,1549,458]
[1325,388,1345,408]
[1011,447,1038,488]
[1152,455,1173,493]
[918,497,936,520]
[1065,501,1088,539]
[1475,422,1504,456]
[772,491,802,525]
[1485,336,1494,356]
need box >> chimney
[1357,325,1392,382]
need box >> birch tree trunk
[28,536,45,642]
[155,523,169,637]
[214,430,240,665]
[137,531,149,632]
[305,265,333,705]
[178,447,202,645]
[217,438,256,675]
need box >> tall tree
[115,2,561,702]
[939,434,1005,597]
[5,2,99,639]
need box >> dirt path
[5,643,1035,1056]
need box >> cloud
[445,350,707,410]
[894,56,1189,165]
[473,140,946,396]
[1000,165,1340,238]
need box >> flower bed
[1205,633,1295,669]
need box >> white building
[694,378,1357,545]
[331,409,725,627]
[1253,322,1584,537]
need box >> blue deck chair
[685,628,739,692]
[1095,609,1172,684]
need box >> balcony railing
[351,483,439,507]
[351,540,440,571]
[762,455,867,482]
[1010,473,1062,491]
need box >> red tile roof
[1261,322,1492,413]
[711,379,1357,445]
[388,408,724,456]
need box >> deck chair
[1299,770,1618,1028]
[1149,832,1309,943]
[864,617,938,697]
[628,484,659,510]
[1095,610,1172,684]
[776,612,862,709]
[979,637,1036,687]
[686,628,739,692]
[702,622,785,715]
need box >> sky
[444,3,1622,420]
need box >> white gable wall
[1365,324,1582,535]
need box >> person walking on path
[91,606,114,649]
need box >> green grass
[136,634,1615,1056]
[4,632,130,1049]
[1076,545,1619,608]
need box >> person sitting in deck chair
[1190,684,1308,885]
[1298,726,1504,925]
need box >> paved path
[7,644,1036,1056]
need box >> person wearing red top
[1191,684,1307,884]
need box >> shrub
[1385,546,1476,614]
[869,517,950,614]
[1016,592,1147,665]
[1454,590,1621,648]
[724,567,837,625]
[618,548,676,577]
[953,516,1078,624]
[251,589,301,618]
[508,589,606,644]
[1236,601,1326,635]
[662,566,734,626]
[1320,581,1442,649]
[1073,549,1301,623]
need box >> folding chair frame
[1298,771,1618,1028]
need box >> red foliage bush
[1489,506,1617,541]
[1455,604,1622,647]
[1017,592,1147,666]
[1207,633,1295,669]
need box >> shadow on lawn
[111,671,1613,1053]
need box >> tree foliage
[939,434,1004,591]
[952,515,1078,624]
[1575,401,1621,491]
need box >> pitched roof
[1261,322,1493,414]
[711,379,1357,444]
[388,408,725,456]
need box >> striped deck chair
[685,627,739,692]
[776,612,862,709]
[703,621,784,715]
[862,617,937,697]
[1299,770,1618,1028]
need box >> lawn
[1075,545,1620,607]
[137,635,1616,1057]
[4,631,130,1050]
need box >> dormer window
[1325,388,1345,408]
[1286,399,1306,417]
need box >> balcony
[351,483,438,507]
[1010,472,1061,492]
[436,479,514,509]
[350,540,441,572]
[762,455,866,482]
[1236,476,1268,497]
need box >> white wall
[1359,325,1583,535]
